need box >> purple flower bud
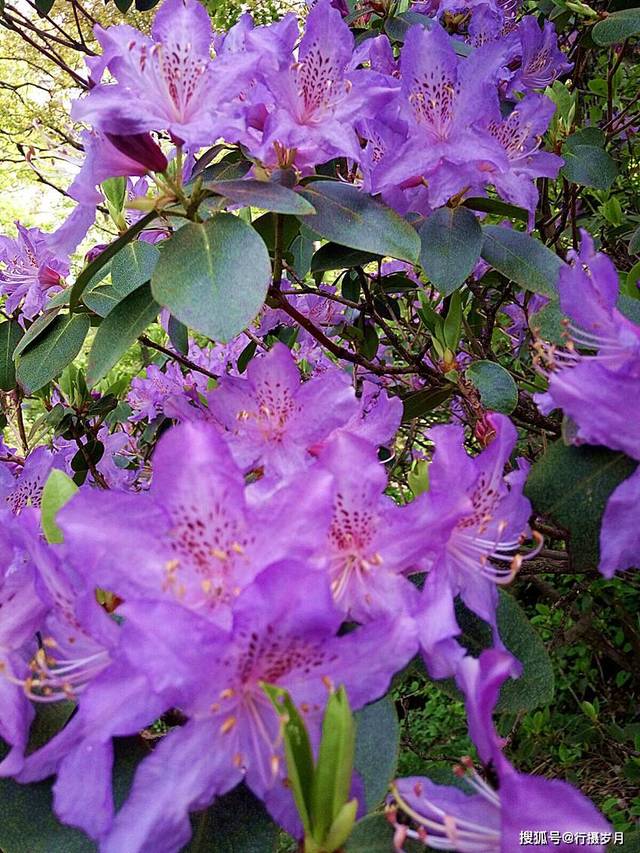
[105,133,168,174]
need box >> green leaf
[480,226,563,297]
[69,211,157,310]
[561,131,617,189]
[463,197,529,223]
[13,309,61,359]
[0,320,23,391]
[197,157,252,184]
[312,687,356,840]
[525,441,638,571]
[168,315,189,355]
[34,0,55,14]
[592,8,640,45]
[345,814,422,853]
[41,470,78,544]
[16,314,90,393]
[311,243,381,273]
[83,286,122,318]
[300,181,420,263]
[114,0,134,10]
[185,784,279,853]
[401,386,454,421]
[205,180,316,215]
[466,360,518,414]
[529,298,564,345]
[110,241,161,297]
[629,223,640,255]
[354,695,399,812]
[443,291,463,350]
[384,11,471,55]
[495,593,555,712]
[102,176,126,213]
[419,206,483,295]
[263,684,315,834]
[151,215,271,342]
[87,283,159,385]
[452,591,555,712]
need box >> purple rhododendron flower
[99,563,416,851]
[415,415,538,676]
[58,421,333,630]
[535,232,640,577]
[391,649,610,851]
[507,16,573,95]
[314,433,422,620]
[73,0,254,147]
[1,447,60,515]
[0,224,67,321]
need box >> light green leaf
[592,8,640,45]
[41,470,78,544]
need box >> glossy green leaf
[300,181,420,263]
[525,441,638,571]
[16,314,90,393]
[354,695,399,812]
[110,241,161,297]
[197,157,252,184]
[206,179,316,215]
[41,470,78,544]
[0,320,23,391]
[592,8,640,45]
[561,130,617,190]
[463,196,529,223]
[466,360,518,414]
[186,784,279,853]
[419,206,483,295]
[69,211,157,310]
[480,226,563,296]
[151,215,271,342]
[87,283,159,385]
[263,684,315,833]
[312,687,356,840]
[401,386,454,421]
[102,176,126,214]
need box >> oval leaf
[561,143,617,190]
[13,309,60,360]
[0,320,23,391]
[110,241,161,297]
[592,8,640,45]
[480,226,563,296]
[151,214,271,342]
[69,211,157,310]
[300,181,420,263]
[16,314,90,393]
[206,179,316,215]
[419,206,483,295]
[41,470,78,544]
[525,441,638,571]
[87,283,159,385]
[345,814,422,853]
[466,360,518,414]
[83,286,122,318]
[354,695,400,812]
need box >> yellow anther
[211,548,227,560]
[230,542,244,554]
[220,687,235,700]
[220,716,237,734]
